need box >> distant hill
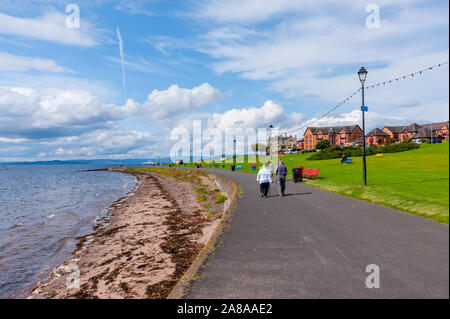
[4,158,172,165]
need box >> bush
[402,138,413,144]
[306,143,420,160]
[316,140,331,150]
[387,137,395,144]
[331,145,342,151]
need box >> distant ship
[142,160,156,166]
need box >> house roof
[368,128,389,136]
[383,122,447,135]
[420,121,449,130]
[306,125,359,135]
[412,127,439,139]
[383,125,405,134]
[404,123,422,132]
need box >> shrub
[402,138,413,144]
[306,143,419,160]
[331,145,342,151]
[316,140,331,150]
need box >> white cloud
[105,55,168,74]
[114,2,156,16]
[0,137,29,143]
[311,109,410,130]
[190,0,449,124]
[142,83,223,119]
[0,86,137,139]
[0,51,74,73]
[0,11,99,46]
[206,100,298,130]
[43,127,155,158]
[169,100,305,138]
[193,0,428,24]
[193,0,323,24]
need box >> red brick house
[383,123,422,142]
[383,122,449,142]
[297,138,305,150]
[420,121,449,140]
[411,127,440,143]
[366,128,390,145]
[303,125,363,150]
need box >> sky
[0,0,448,161]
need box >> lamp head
[358,66,368,83]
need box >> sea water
[0,165,137,298]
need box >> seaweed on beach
[143,173,205,299]
[145,280,176,299]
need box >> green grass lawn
[173,142,449,224]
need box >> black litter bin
[293,167,303,183]
[231,165,235,171]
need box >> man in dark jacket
[275,160,287,197]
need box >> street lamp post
[210,146,213,167]
[233,136,236,167]
[358,67,368,186]
[269,125,273,166]
[190,134,193,164]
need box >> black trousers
[277,175,286,196]
[260,182,270,197]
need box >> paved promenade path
[187,169,448,299]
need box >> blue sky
[0,0,448,161]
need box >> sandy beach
[29,168,225,299]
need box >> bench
[303,168,320,179]
[341,158,352,164]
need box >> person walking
[256,164,272,198]
[276,160,287,197]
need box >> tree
[316,140,331,150]
[251,143,267,153]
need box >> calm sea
[0,165,137,298]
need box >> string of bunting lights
[276,61,449,137]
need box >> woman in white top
[256,164,272,198]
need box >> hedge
[306,142,420,160]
